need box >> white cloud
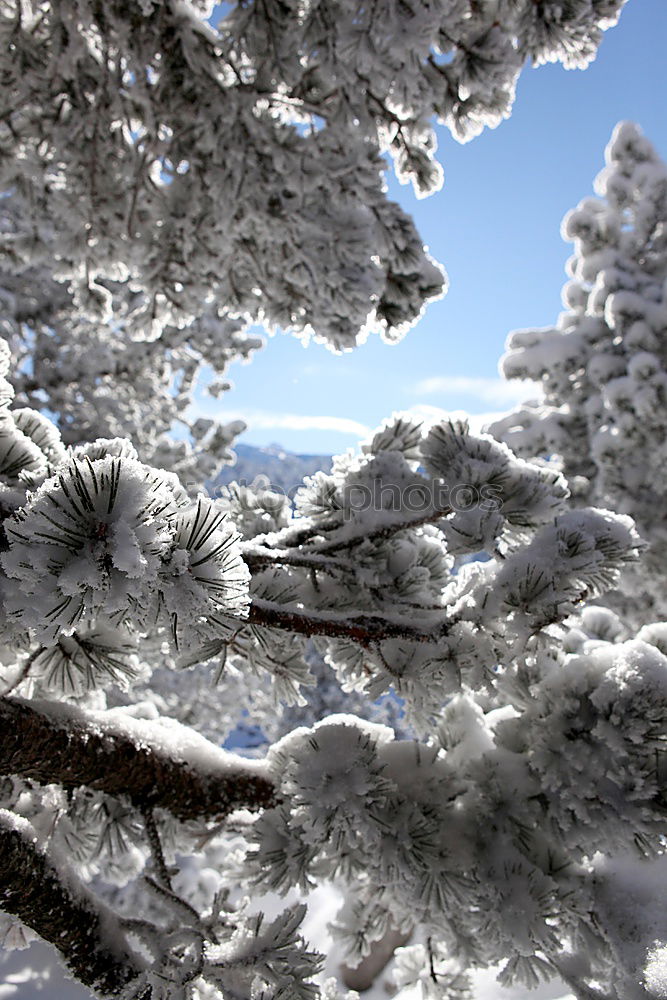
[189,402,371,438]
[241,410,371,436]
[403,404,508,435]
[414,374,540,406]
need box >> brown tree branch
[0,812,146,998]
[247,598,451,646]
[0,697,276,822]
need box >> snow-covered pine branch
[247,644,667,993]
[1,323,663,998]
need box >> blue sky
[196,0,667,455]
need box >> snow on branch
[0,698,276,822]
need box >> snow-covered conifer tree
[492,121,667,625]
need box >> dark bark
[247,598,452,646]
[0,816,144,998]
[0,697,276,822]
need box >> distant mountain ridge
[214,441,332,495]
